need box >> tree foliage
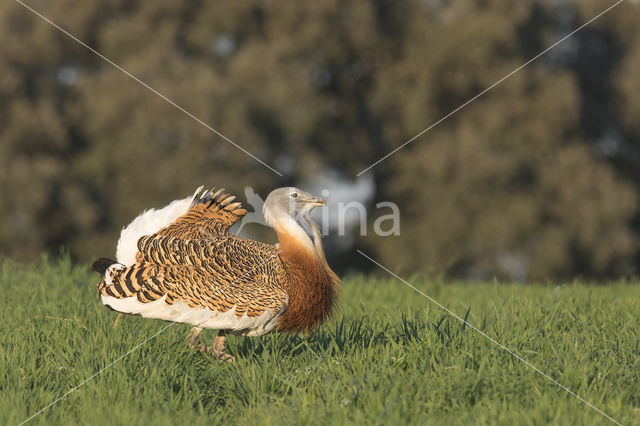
[1,0,639,281]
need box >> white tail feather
[115,187,203,266]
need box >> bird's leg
[188,326,202,348]
[187,326,209,352]
[212,330,235,362]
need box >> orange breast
[275,231,339,332]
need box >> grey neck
[298,213,326,262]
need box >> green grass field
[1,257,639,425]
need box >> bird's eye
[290,192,298,198]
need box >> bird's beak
[304,196,327,207]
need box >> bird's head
[263,187,326,221]
[264,187,328,254]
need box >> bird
[92,186,340,361]
[234,186,268,235]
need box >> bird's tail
[91,257,117,275]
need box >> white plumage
[115,187,202,266]
[100,294,285,336]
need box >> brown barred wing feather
[159,187,247,239]
[98,251,288,320]
[134,233,273,267]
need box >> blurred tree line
[1,0,639,281]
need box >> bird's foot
[212,330,235,363]
[213,351,235,363]
[192,342,232,361]
[190,341,211,353]
[187,326,208,351]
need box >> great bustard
[93,187,340,361]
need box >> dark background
[1,0,640,282]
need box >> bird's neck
[272,214,339,332]
[272,215,317,256]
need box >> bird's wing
[158,187,247,239]
[98,243,288,321]
[134,231,273,267]
[97,187,289,331]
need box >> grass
[1,257,639,425]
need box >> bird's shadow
[225,314,439,361]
